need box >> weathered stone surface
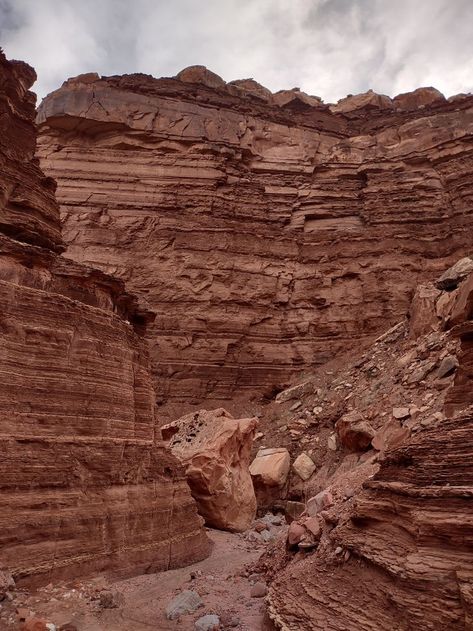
[409,283,441,338]
[292,452,316,480]
[306,490,333,516]
[36,70,473,418]
[371,418,410,453]
[166,590,203,620]
[0,52,210,586]
[268,410,473,630]
[249,448,290,487]
[436,257,473,290]
[335,411,375,451]
[437,354,459,378]
[167,409,257,531]
[195,614,220,631]
[0,50,62,251]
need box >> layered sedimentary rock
[37,67,473,415]
[0,51,209,585]
[267,411,473,630]
[265,266,473,629]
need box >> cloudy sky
[1,0,472,103]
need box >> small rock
[392,407,410,420]
[290,401,302,411]
[335,546,343,555]
[250,582,267,598]
[327,433,338,451]
[344,550,351,561]
[306,490,333,516]
[260,529,272,542]
[253,521,268,533]
[292,452,316,480]
[287,521,306,546]
[285,500,305,523]
[166,590,203,620]
[0,571,15,602]
[195,614,220,630]
[437,355,459,378]
[254,432,264,441]
[99,590,124,609]
[302,516,321,538]
[313,406,323,415]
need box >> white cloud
[1,0,472,102]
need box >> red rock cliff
[0,51,209,585]
[36,67,473,417]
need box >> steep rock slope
[262,265,473,630]
[36,68,473,416]
[0,51,209,585]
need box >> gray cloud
[1,0,472,103]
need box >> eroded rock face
[0,51,210,585]
[264,264,473,630]
[268,411,473,630]
[36,69,473,417]
[165,408,258,532]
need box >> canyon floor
[1,525,285,631]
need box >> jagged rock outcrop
[263,264,473,630]
[0,51,210,585]
[36,68,473,418]
[163,408,257,532]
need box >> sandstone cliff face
[36,69,473,417]
[0,51,209,585]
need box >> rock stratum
[36,66,473,417]
[260,262,473,630]
[0,51,210,586]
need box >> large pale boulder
[165,409,257,532]
[249,447,291,511]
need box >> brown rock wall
[36,71,473,416]
[0,52,209,585]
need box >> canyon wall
[0,51,209,585]
[36,67,473,417]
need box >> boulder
[168,409,257,532]
[435,257,473,291]
[228,78,272,101]
[275,380,314,403]
[335,411,375,451]
[249,447,290,487]
[176,65,226,89]
[372,419,411,453]
[285,500,306,523]
[292,452,316,481]
[437,355,459,378]
[166,590,203,620]
[287,521,306,546]
[195,614,220,630]
[392,407,410,420]
[393,87,445,110]
[306,490,333,516]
